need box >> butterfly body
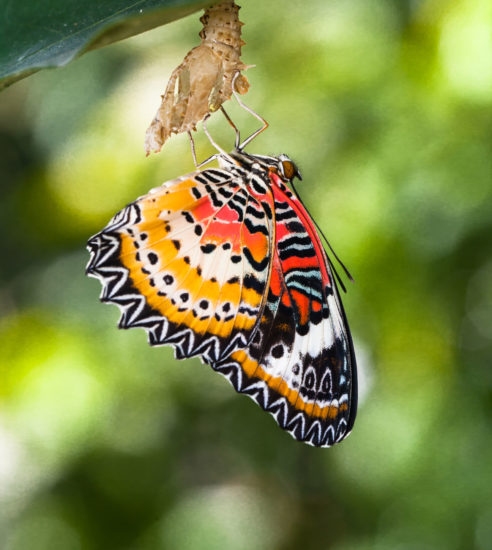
[87,151,357,447]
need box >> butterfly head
[225,151,302,183]
[277,153,303,182]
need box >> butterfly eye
[281,160,296,181]
[278,155,302,181]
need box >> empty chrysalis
[144,1,250,155]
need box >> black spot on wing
[244,217,269,236]
[243,247,269,271]
[243,274,264,293]
[200,244,216,254]
[286,221,305,233]
[246,205,266,219]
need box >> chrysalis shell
[145,1,250,155]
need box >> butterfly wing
[87,167,274,363]
[213,173,357,447]
[87,164,356,447]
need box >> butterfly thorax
[220,151,302,187]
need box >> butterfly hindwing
[213,172,356,447]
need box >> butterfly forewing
[87,167,273,364]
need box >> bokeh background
[1,0,492,548]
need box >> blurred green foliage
[1,0,492,549]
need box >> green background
[1,0,492,549]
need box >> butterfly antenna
[290,180,354,290]
[330,259,348,294]
[230,71,269,151]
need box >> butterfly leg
[220,106,241,149]
[196,153,221,169]
[202,114,235,162]
[188,126,222,169]
[231,71,269,150]
[187,131,198,168]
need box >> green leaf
[0,0,217,90]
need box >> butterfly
[86,149,357,447]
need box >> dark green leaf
[0,0,217,89]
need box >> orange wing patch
[228,348,344,420]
